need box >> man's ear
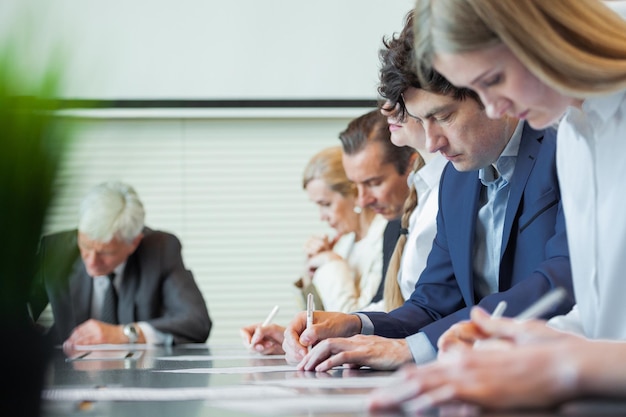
[130,233,144,253]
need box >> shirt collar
[408,153,447,195]
[581,89,626,125]
[479,120,523,184]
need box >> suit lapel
[500,124,543,258]
[69,258,92,325]
[449,173,483,306]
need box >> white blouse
[548,87,626,340]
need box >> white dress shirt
[90,262,173,345]
[548,87,626,340]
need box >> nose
[83,250,99,267]
[480,93,508,119]
[319,208,329,223]
[424,122,446,154]
[380,100,395,117]
[356,185,374,208]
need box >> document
[155,354,286,361]
[210,394,370,415]
[42,385,296,402]
[251,374,400,389]
[156,365,297,374]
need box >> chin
[527,114,561,130]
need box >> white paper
[155,354,286,361]
[210,394,370,415]
[42,385,297,402]
[156,365,297,374]
[250,374,400,389]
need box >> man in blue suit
[282,12,574,370]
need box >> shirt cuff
[406,332,437,364]
[353,313,373,335]
[136,322,174,345]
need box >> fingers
[437,321,484,353]
[248,324,286,354]
[283,313,309,364]
[368,366,425,411]
[240,324,257,346]
[471,307,552,344]
[304,235,332,257]
[297,338,347,372]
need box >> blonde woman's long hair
[383,153,425,312]
[302,146,355,198]
[414,0,626,98]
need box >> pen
[515,287,567,321]
[306,293,315,352]
[491,300,507,318]
[261,305,280,328]
[250,305,280,347]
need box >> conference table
[40,343,626,417]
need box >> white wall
[3,1,416,344]
[1,0,414,99]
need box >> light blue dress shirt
[357,121,525,364]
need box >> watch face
[124,324,138,343]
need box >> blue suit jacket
[363,124,574,349]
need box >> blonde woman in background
[241,145,386,354]
[298,145,387,313]
[370,0,626,412]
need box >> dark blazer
[30,227,212,344]
[370,218,402,304]
[362,124,575,349]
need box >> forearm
[576,340,626,398]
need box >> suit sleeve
[360,198,466,338]
[418,199,573,348]
[143,234,212,343]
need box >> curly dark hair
[378,10,481,121]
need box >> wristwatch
[123,323,139,344]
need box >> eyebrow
[423,103,456,120]
[469,68,494,87]
[359,174,384,185]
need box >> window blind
[42,110,369,344]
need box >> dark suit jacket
[363,124,575,349]
[30,227,212,344]
[370,218,402,304]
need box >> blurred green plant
[0,46,70,319]
[0,41,72,417]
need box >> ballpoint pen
[491,300,507,318]
[261,305,280,328]
[250,305,280,347]
[515,287,567,320]
[306,293,315,352]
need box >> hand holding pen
[438,288,568,354]
[239,305,285,355]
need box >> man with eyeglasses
[282,11,574,371]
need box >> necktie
[100,272,118,324]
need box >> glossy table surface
[40,343,626,417]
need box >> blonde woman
[299,146,387,313]
[369,0,626,411]
[241,145,386,354]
